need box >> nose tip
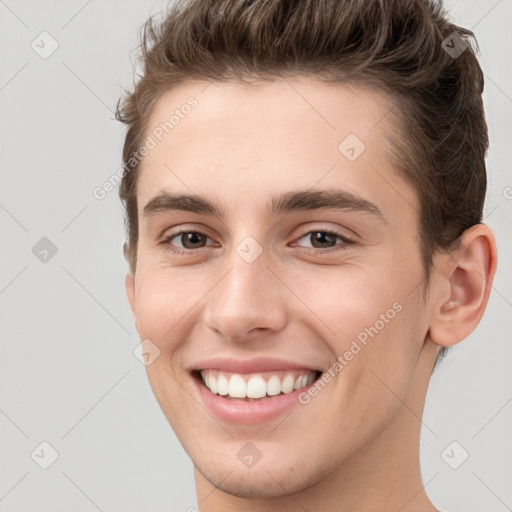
[202,260,288,343]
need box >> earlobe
[429,224,497,347]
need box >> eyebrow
[143,189,386,222]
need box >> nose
[202,248,288,343]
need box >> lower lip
[192,372,319,424]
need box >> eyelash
[160,227,356,257]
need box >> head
[116,0,496,502]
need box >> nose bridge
[203,239,287,341]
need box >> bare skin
[124,78,497,511]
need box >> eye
[160,227,356,257]
[161,230,215,255]
[292,228,355,254]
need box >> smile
[190,357,324,423]
[199,369,320,401]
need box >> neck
[194,339,441,512]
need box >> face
[126,78,433,498]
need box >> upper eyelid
[167,229,217,246]
[295,225,354,240]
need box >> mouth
[189,357,326,423]
[192,368,323,402]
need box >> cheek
[311,287,424,448]
[297,262,412,336]
[133,266,200,341]
[297,259,425,386]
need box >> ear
[123,241,137,323]
[429,224,497,347]
[125,272,136,319]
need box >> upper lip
[192,357,323,374]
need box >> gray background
[0,0,511,511]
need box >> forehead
[136,78,416,223]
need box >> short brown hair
[116,0,488,297]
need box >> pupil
[184,232,204,248]
[312,232,335,248]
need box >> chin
[197,463,314,500]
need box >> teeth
[217,373,229,396]
[247,376,267,398]
[281,374,295,394]
[229,374,246,398]
[199,369,318,399]
[209,374,218,394]
[266,375,281,396]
